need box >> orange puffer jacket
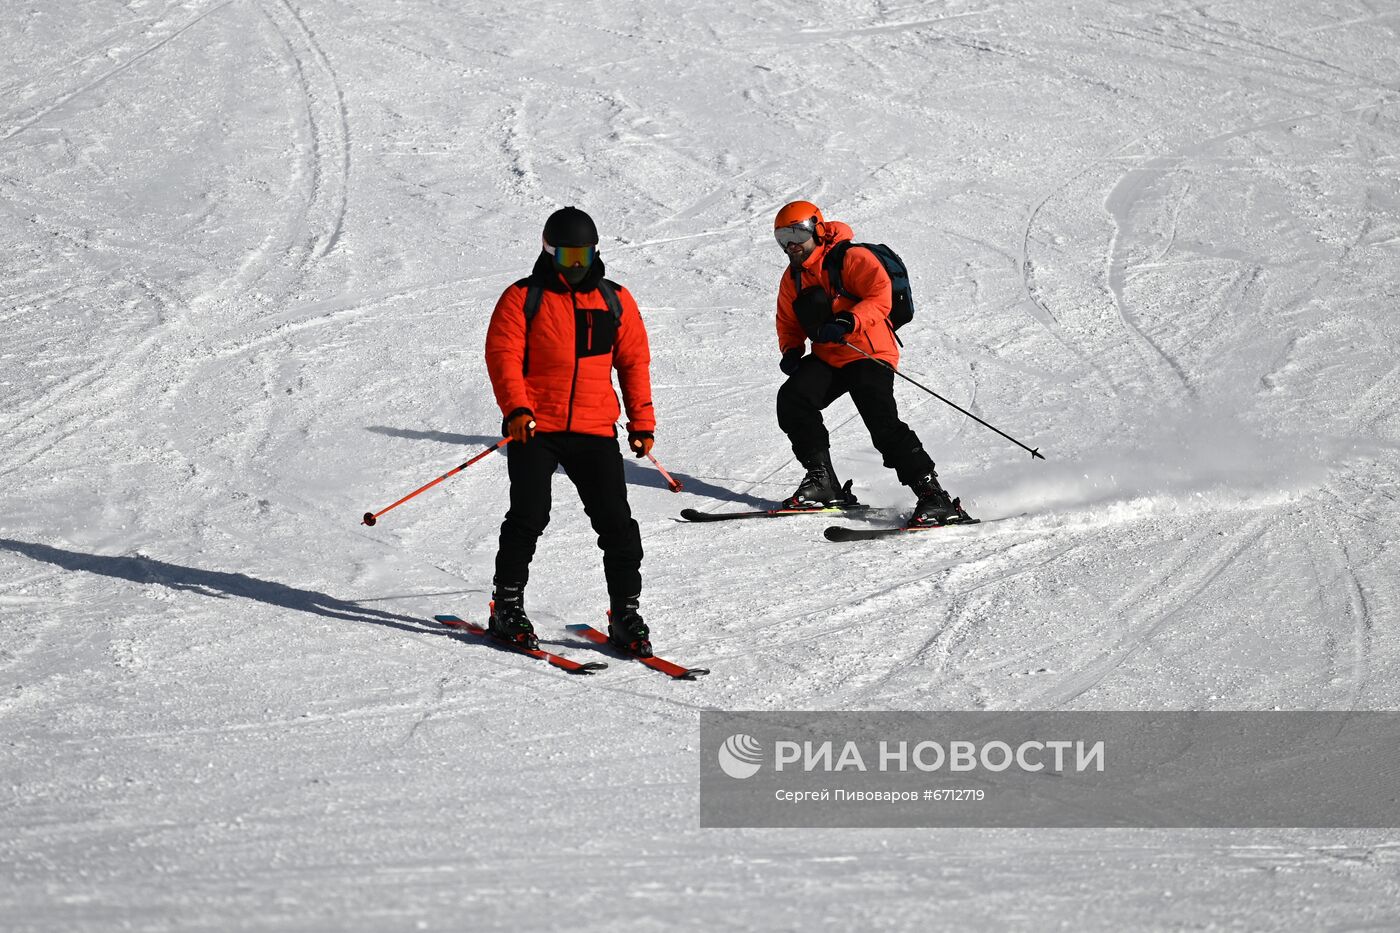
[776,221,900,369]
[486,255,655,437]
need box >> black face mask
[533,250,605,292]
[560,263,590,286]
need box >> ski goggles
[544,243,596,268]
[774,221,816,248]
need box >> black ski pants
[776,356,934,485]
[494,432,642,608]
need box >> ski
[823,518,980,542]
[434,614,607,674]
[681,503,869,523]
[565,623,710,680]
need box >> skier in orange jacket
[773,200,972,526]
[483,206,656,656]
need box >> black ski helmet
[542,206,598,248]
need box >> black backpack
[792,241,915,343]
[521,278,624,326]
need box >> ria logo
[718,733,764,779]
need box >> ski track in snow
[1021,516,1274,709]
[4,1,1400,930]
[0,1,238,144]
[206,0,350,312]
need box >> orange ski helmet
[774,200,826,247]
[774,200,823,230]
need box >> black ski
[681,503,868,522]
[827,512,1025,540]
[824,518,980,542]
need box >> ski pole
[839,341,1046,460]
[646,451,684,493]
[362,436,510,526]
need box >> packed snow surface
[4,0,1400,929]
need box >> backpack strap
[518,278,541,375]
[597,278,624,325]
[521,278,544,324]
[822,241,857,301]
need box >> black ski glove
[815,312,855,344]
[779,348,804,376]
[503,407,535,444]
[628,430,654,458]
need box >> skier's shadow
[0,538,434,634]
[368,424,772,508]
[366,426,499,447]
[619,459,771,508]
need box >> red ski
[435,615,606,675]
[565,623,709,680]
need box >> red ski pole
[646,451,684,493]
[362,437,509,526]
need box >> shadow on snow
[366,426,499,447]
[0,538,430,634]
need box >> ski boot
[783,449,857,510]
[607,607,653,658]
[487,585,538,651]
[909,471,975,527]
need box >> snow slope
[4,0,1400,929]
